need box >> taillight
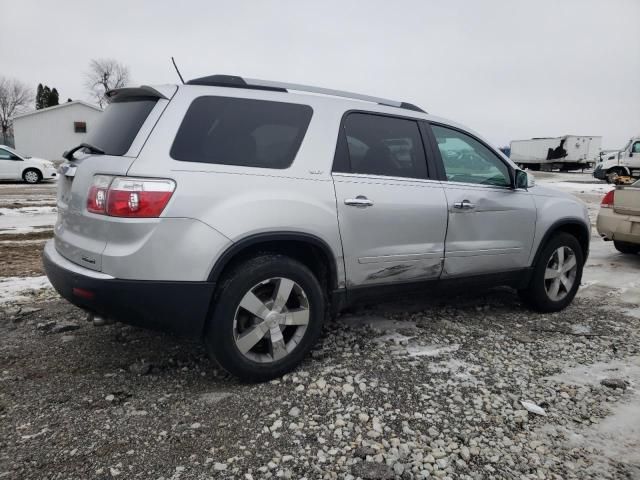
[601,190,615,208]
[87,175,112,214]
[87,176,176,218]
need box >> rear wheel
[614,241,640,255]
[204,254,325,382]
[23,169,42,184]
[520,233,583,312]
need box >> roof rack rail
[186,74,426,113]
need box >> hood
[529,184,578,200]
[27,156,55,166]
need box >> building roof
[14,100,103,120]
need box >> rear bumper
[42,240,215,337]
[596,208,640,244]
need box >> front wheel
[614,241,640,255]
[520,233,584,312]
[23,169,42,184]
[204,254,325,382]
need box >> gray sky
[2,0,639,148]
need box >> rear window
[170,96,313,169]
[84,97,157,156]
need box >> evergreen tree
[36,83,44,109]
[42,86,51,108]
[49,88,59,106]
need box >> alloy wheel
[233,277,310,363]
[24,171,39,183]
[544,246,578,301]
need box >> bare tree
[0,76,33,145]
[85,58,130,108]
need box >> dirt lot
[1,175,639,480]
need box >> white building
[13,101,103,160]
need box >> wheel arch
[22,167,42,180]
[607,165,630,176]
[207,232,340,292]
[533,219,590,266]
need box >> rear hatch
[55,86,175,271]
[613,185,640,217]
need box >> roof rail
[186,74,426,113]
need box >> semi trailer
[510,135,601,171]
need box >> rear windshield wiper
[63,143,105,161]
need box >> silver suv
[43,75,590,381]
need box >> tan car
[597,180,640,254]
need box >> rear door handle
[453,199,476,210]
[344,195,373,207]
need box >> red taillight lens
[87,176,175,218]
[601,190,615,208]
[86,175,112,214]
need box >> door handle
[453,199,476,210]
[344,195,374,207]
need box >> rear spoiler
[105,85,174,101]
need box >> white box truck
[593,135,640,183]
[510,135,601,171]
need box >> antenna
[171,57,185,84]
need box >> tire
[614,241,640,255]
[204,254,325,382]
[23,168,42,184]
[520,233,584,312]
[605,167,625,184]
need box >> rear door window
[84,97,158,156]
[335,113,428,179]
[170,96,313,169]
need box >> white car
[0,145,57,183]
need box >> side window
[0,148,12,160]
[340,113,427,179]
[171,96,313,169]
[632,142,640,154]
[431,125,511,187]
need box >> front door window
[431,125,510,187]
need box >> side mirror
[514,169,534,189]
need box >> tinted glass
[84,97,157,156]
[341,113,427,178]
[632,142,640,153]
[0,148,13,160]
[431,125,511,187]
[170,96,313,169]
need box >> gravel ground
[1,175,639,480]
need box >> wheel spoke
[236,321,269,354]
[272,278,294,313]
[556,247,565,267]
[239,291,270,320]
[280,308,310,326]
[559,274,572,291]
[269,326,287,361]
[562,256,576,273]
[549,278,561,299]
[545,268,559,280]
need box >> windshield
[84,97,157,156]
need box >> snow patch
[406,343,460,357]
[0,276,53,304]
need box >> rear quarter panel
[127,86,347,286]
